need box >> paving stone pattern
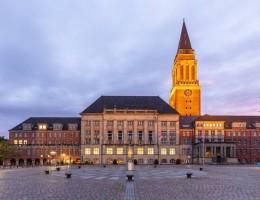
[0,165,260,200]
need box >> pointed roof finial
[178,19,192,50]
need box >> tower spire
[177,20,192,50]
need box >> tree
[0,136,8,142]
[0,139,21,167]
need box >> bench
[126,174,134,181]
[56,167,60,171]
[45,170,50,174]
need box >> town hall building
[8,20,260,166]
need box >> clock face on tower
[184,89,192,96]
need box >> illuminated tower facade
[169,20,201,116]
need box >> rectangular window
[107,121,113,126]
[117,148,123,155]
[19,140,23,145]
[169,148,176,155]
[243,149,247,155]
[148,131,153,142]
[27,150,31,156]
[85,138,91,144]
[169,131,176,136]
[117,121,123,126]
[39,124,47,130]
[147,148,154,155]
[244,140,247,145]
[94,121,100,126]
[49,132,52,137]
[161,148,167,155]
[106,148,113,155]
[127,121,133,126]
[14,140,18,144]
[138,131,143,141]
[128,131,133,141]
[161,121,167,126]
[108,131,113,141]
[85,130,91,135]
[94,138,100,144]
[227,131,231,136]
[238,132,241,136]
[170,138,176,145]
[243,132,247,136]
[118,131,123,141]
[93,148,99,155]
[94,130,100,135]
[170,121,175,126]
[20,132,23,137]
[137,121,144,126]
[86,121,91,126]
[85,148,91,155]
[137,148,143,155]
[24,132,27,137]
[148,121,154,126]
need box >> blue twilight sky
[1,0,260,138]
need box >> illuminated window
[147,148,154,155]
[137,148,143,155]
[14,140,18,144]
[117,148,123,155]
[38,124,47,130]
[161,148,167,155]
[23,140,27,144]
[93,148,99,155]
[85,148,91,155]
[107,148,113,154]
[169,148,176,155]
[19,140,23,145]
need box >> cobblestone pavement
[0,165,260,200]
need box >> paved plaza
[0,165,260,200]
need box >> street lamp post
[40,155,43,166]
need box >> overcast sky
[1,0,260,138]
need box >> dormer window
[53,123,63,130]
[68,124,78,130]
[38,124,47,130]
[23,123,32,130]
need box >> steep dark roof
[178,20,192,50]
[180,116,200,129]
[9,117,81,131]
[195,115,260,129]
[81,96,179,114]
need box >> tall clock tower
[169,20,201,116]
